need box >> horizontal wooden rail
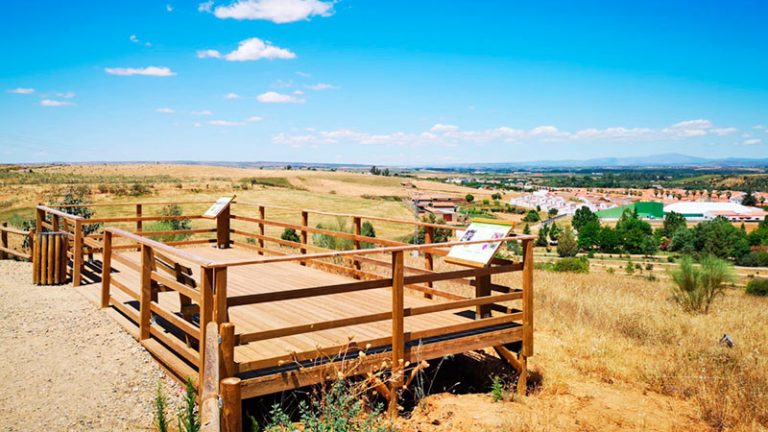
[211,235,534,268]
[87,215,206,224]
[237,291,523,344]
[56,200,220,208]
[105,228,214,266]
[36,205,84,221]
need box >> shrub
[360,221,376,249]
[490,375,504,402]
[410,213,451,244]
[625,261,634,275]
[264,380,388,432]
[313,218,354,251]
[736,251,768,267]
[178,378,200,432]
[154,382,169,432]
[556,226,578,257]
[522,210,540,223]
[145,205,191,242]
[465,193,474,203]
[669,256,735,314]
[552,256,589,273]
[55,186,101,235]
[745,278,768,296]
[280,227,300,243]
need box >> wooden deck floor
[76,246,491,376]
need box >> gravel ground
[0,260,183,431]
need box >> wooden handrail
[55,200,221,208]
[105,228,214,266]
[209,235,535,268]
[36,205,84,221]
[200,322,221,432]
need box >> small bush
[556,226,578,257]
[745,278,768,296]
[154,382,169,432]
[552,256,589,273]
[669,256,735,314]
[280,227,300,243]
[490,376,504,402]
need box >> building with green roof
[595,201,664,220]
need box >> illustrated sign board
[202,196,235,219]
[445,221,513,267]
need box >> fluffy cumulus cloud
[198,37,295,61]
[7,87,34,94]
[272,119,745,148]
[198,1,214,12]
[257,91,305,104]
[213,0,333,23]
[40,99,75,107]
[105,66,176,77]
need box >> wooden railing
[0,222,32,261]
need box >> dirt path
[0,261,181,431]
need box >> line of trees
[570,206,768,267]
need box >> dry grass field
[1,163,767,431]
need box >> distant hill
[421,153,768,170]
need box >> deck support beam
[217,205,231,249]
[140,244,154,340]
[73,219,83,286]
[100,230,112,308]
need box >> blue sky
[1,0,767,165]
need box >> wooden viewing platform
[34,200,535,430]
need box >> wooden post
[217,204,231,249]
[219,322,236,379]
[101,231,112,308]
[424,226,434,299]
[136,204,143,233]
[53,233,61,284]
[353,217,362,273]
[475,274,491,319]
[522,239,534,357]
[140,244,154,340]
[300,210,308,266]
[214,268,228,323]
[0,222,7,260]
[73,219,83,286]
[51,215,59,232]
[389,250,405,417]
[35,207,44,234]
[46,233,54,284]
[199,267,215,369]
[32,232,39,284]
[257,206,265,255]
[201,322,221,432]
[220,377,242,432]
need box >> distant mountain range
[423,153,768,170]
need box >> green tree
[55,186,101,235]
[465,194,475,203]
[491,192,502,200]
[522,210,540,223]
[536,224,549,247]
[660,211,687,239]
[615,209,654,254]
[597,226,621,253]
[556,226,578,257]
[742,191,757,206]
[548,221,561,242]
[572,206,599,231]
[522,223,531,235]
[577,220,601,251]
[412,213,451,244]
[548,208,559,217]
[692,216,750,260]
[669,227,695,255]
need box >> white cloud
[198,1,214,12]
[296,71,311,78]
[130,34,139,43]
[209,119,246,126]
[40,99,74,107]
[213,0,333,23]
[743,138,762,146]
[156,107,175,113]
[272,119,745,148]
[224,92,241,99]
[166,4,174,12]
[191,110,213,116]
[246,116,263,122]
[56,91,76,99]
[199,37,296,61]
[7,88,34,94]
[305,82,337,91]
[257,91,305,104]
[105,66,176,77]
[292,90,304,95]
[430,124,459,133]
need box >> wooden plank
[101,231,112,307]
[214,267,228,323]
[200,322,220,431]
[220,323,236,378]
[149,302,199,339]
[73,220,83,286]
[149,322,200,365]
[257,206,265,255]
[199,267,214,373]
[475,274,491,319]
[141,339,199,387]
[151,271,200,302]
